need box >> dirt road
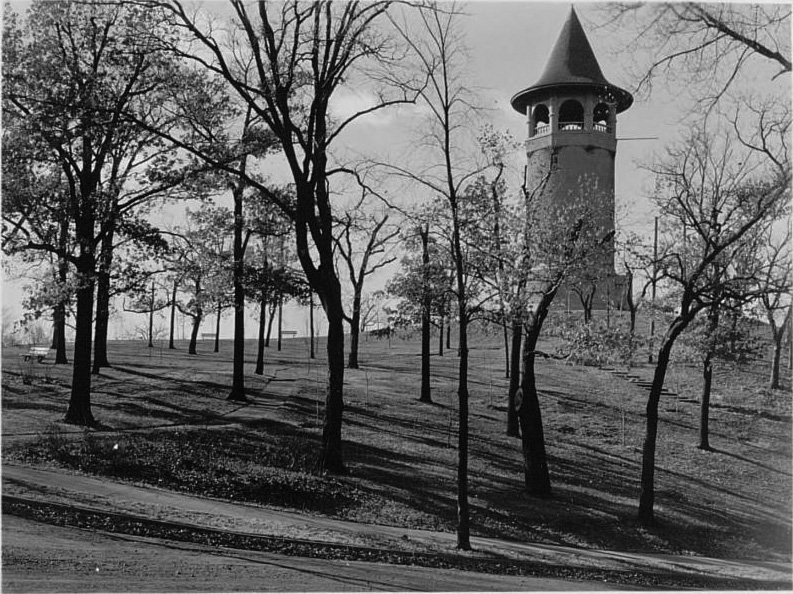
[7,514,617,592]
[3,463,790,591]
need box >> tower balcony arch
[530,104,551,137]
[558,99,584,131]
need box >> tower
[511,7,632,310]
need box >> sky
[2,1,784,342]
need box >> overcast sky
[4,1,783,340]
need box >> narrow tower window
[531,104,550,137]
[593,102,611,133]
[558,100,584,131]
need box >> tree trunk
[188,308,202,355]
[319,291,346,474]
[53,219,69,364]
[214,301,221,353]
[438,313,444,356]
[169,281,177,349]
[51,301,67,364]
[277,295,283,351]
[638,344,672,526]
[348,292,362,369]
[502,320,510,378]
[265,300,276,346]
[255,296,266,375]
[698,354,713,450]
[229,237,246,402]
[92,227,115,373]
[770,336,782,390]
[638,317,687,527]
[419,225,432,402]
[64,263,96,426]
[92,273,111,372]
[519,300,553,498]
[147,284,155,348]
[309,291,316,359]
[507,317,522,437]
[420,298,432,404]
[446,322,451,351]
[450,210,470,551]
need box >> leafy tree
[387,222,451,403]
[513,175,616,498]
[2,0,202,425]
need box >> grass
[2,318,791,563]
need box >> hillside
[3,328,791,563]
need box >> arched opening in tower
[531,104,550,137]
[593,102,611,133]
[558,99,584,131]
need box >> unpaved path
[6,514,608,593]
[3,463,790,592]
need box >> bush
[552,318,644,367]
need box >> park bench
[22,346,51,362]
[201,333,217,340]
[281,330,297,338]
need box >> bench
[23,346,50,362]
[201,333,217,340]
[281,330,297,337]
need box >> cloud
[329,90,398,128]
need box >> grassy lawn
[3,320,791,562]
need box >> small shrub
[551,318,644,367]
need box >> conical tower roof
[511,7,632,114]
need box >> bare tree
[141,0,419,473]
[748,220,792,390]
[637,115,789,526]
[334,203,398,369]
[384,0,496,550]
[594,3,790,106]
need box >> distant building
[510,7,632,313]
